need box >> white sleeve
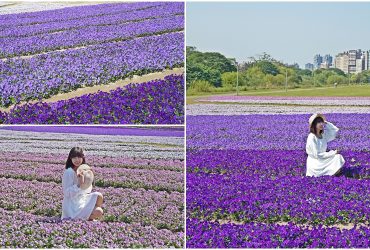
[62,170,84,199]
[306,134,337,159]
[323,122,339,142]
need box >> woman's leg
[88,207,104,220]
[88,193,104,221]
[334,167,344,177]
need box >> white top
[61,168,97,220]
[305,122,345,177]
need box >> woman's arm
[62,170,84,199]
[323,121,339,142]
[306,134,337,159]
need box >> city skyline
[186,2,370,68]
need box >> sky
[186,2,370,68]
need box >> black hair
[310,117,324,135]
[65,147,86,169]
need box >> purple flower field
[0,74,184,124]
[0,2,184,124]
[186,113,370,248]
[0,127,184,248]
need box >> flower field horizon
[0,126,185,248]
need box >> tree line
[186,46,370,94]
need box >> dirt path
[0,67,184,112]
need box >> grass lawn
[186,85,370,104]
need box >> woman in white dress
[61,147,104,221]
[305,114,345,177]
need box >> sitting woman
[306,114,345,177]
[61,147,104,221]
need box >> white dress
[305,122,345,177]
[61,168,101,220]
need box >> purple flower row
[186,218,370,248]
[0,33,183,107]
[187,149,369,178]
[0,3,183,38]
[0,152,184,172]
[0,177,183,233]
[1,74,184,124]
[0,208,183,248]
[186,114,370,150]
[0,15,184,58]
[0,160,184,192]
[0,2,160,27]
[187,172,370,225]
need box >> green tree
[255,61,280,76]
[221,72,238,88]
[186,47,237,87]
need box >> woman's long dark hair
[65,147,86,169]
[310,117,324,135]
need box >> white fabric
[61,168,100,220]
[306,122,345,177]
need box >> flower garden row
[187,219,369,248]
[186,113,370,248]
[1,177,183,232]
[0,74,184,124]
[0,151,184,172]
[0,125,185,137]
[0,161,184,192]
[187,114,370,150]
[0,3,182,39]
[1,207,183,248]
[0,15,183,58]
[0,2,159,28]
[0,33,183,107]
[187,103,370,116]
[199,95,370,106]
[0,126,184,159]
[187,149,369,178]
[0,127,184,247]
[187,172,369,226]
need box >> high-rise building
[334,49,369,74]
[313,54,323,69]
[305,63,314,71]
[334,53,349,74]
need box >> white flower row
[0,2,99,15]
[198,96,370,106]
[187,104,370,115]
[0,130,184,160]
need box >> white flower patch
[187,104,370,115]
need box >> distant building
[313,54,323,69]
[323,54,333,66]
[335,49,369,74]
[305,63,314,71]
[320,62,330,69]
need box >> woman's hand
[77,173,85,186]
